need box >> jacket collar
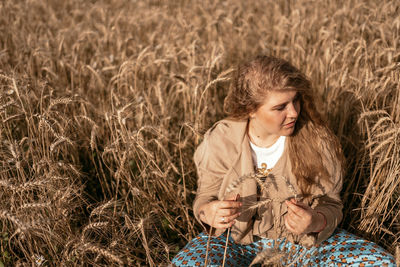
[222,118,288,177]
[218,119,255,176]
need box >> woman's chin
[281,127,295,136]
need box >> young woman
[172,56,395,266]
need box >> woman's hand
[284,199,326,235]
[198,194,242,229]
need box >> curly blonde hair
[224,55,344,196]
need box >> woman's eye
[276,106,285,111]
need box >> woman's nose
[287,102,299,118]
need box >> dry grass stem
[0,0,398,265]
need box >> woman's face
[249,90,300,144]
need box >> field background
[0,0,399,266]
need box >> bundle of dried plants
[0,0,398,265]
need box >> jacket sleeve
[192,123,232,224]
[310,146,343,244]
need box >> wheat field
[0,0,399,266]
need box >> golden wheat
[0,0,399,265]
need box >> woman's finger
[286,200,308,217]
[286,205,303,221]
[213,210,240,229]
[285,216,302,235]
[223,211,241,223]
[217,207,239,216]
[214,217,237,229]
[286,214,298,229]
[218,200,242,209]
[284,216,296,233]
[224,193,240,201]
[287,209,310,230]
[286,211,297,223]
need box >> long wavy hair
[224,55,344,196]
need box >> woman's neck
[247,123,280,148]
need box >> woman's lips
[284,121,296,127]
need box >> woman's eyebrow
[272,102,288,108]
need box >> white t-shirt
[249,135,286,170]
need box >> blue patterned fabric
[172,228,395,266]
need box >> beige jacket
[193,119,343,247]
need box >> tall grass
[0,0,399,265]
